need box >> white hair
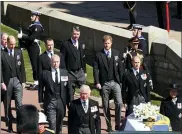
[79,85,91,93]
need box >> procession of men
[1,10,182,134]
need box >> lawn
[1,23,162,106]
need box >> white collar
[46,50,54,54]
[51,67,59,73]
[80,99,89,104]
[132,68,139,75]
[71,38,78,44]
[104,48,111,54]
[7,48,14,53]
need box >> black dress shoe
[8,128,13,133]
[126,24,133,30]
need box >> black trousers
[27,45,40,81]
[177,1,182,16]
[129,7,137,25]
[46,98,65,134]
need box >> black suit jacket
[68,98,101,134]
[93,48,123,86]
[122,69,151,104]
[38,51,51,79]
[1,48,26,85]
[38,69,72,113]
[160,96,182,131]
[60,38,86,73]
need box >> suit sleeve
[1,52,4,83]
[82,46,87,73]
[68,102,75,134]
[93,53,100,84]
[22,25,43,43]
[125,53,132,70]
[118,52,124,83]
[38,72,45,103]
[95,102,101,134]
[60,41,67,69]
[122,73,128,104]
[160,101,166,116]
[145,72,151,102]
[38,56,42,80]
[66,71,73,103]
[20,50,26,83]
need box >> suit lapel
[129,69,138,88]
[44,51,51,67]
[76,99,85,116]
[68,39,77,59]
[4,48,12,69]
[100,49,108,71]
[48,71,54,92]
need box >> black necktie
[136,71,139,80]
[83,101,87,111]
[55,69,58,84]
[10,50,13,57]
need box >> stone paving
[27,1,181,43]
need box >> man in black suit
[38,38,55,80]
[39,54,71,134]
[93,35,123,131]
[160,83,182,131]
[68,85,101,134]
[1,35,26,132]
[60,26,86,100]
[122,56,151,116]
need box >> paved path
[1,87,124,133]
[27,1,181,43]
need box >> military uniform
[18,11,44,88]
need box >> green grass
[1,23,162,106]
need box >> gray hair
[72,26,80,32]
[79,85,91,93]
[1,32,8,38]
[51,54,60,61]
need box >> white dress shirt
[71,38,79,49]
[132,68,140,76]
[80,99,89,113]
[51,68,60,83]
[172,97,177,105]
[7,48,14,57]
[46,50,54,58]
[104,48,111,58]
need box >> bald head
[51,54,60,69]
[7,35,16,50]
[80,85,91,101]
[132,56,141,70]
[1,33,8,47]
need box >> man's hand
[22,83,26,89]
[179,113,182,118]
[123,103,127,109]
[17,32,22,39]
[85,73,87,77]
[39,103,44,109]
[96,83,101,90]
[1,83,7,91]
